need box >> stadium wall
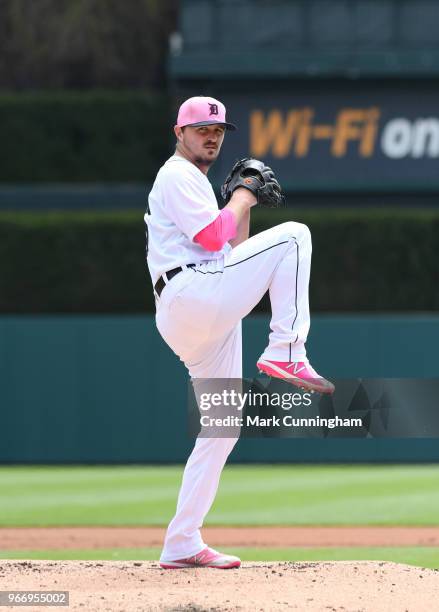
[1,314,438,464]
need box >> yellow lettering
[312,125,334,139]
[294,108,314,157]
[360,107,380,157]
[251,106,381,159]
[250,110,303,158]
[332,109,368,157]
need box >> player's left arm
[193,187,255,251]
[229,208,250,248]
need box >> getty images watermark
[197,388,362,430]
[187,378,439,439]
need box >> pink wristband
[194,208,237,251]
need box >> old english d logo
[208,103,219,116]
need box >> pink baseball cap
[176,96,237,131]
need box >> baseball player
[145,96,334,569]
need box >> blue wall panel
[0,315,438,463]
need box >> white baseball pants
[156,221,312,561]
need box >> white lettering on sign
[412,119,439,158]
[381,119,412,159]
[381,118,439,159]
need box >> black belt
[154,264,196,297]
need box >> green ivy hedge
[0,208,438,313]
[0,92,172,182]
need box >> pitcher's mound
[1,560,438,611]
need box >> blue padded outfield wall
[0,314,438,464]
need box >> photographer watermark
[187,378,439,438]
[198,388,361,430]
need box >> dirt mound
[1,560,438,611]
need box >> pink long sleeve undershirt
[193,208,237,251]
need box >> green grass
[0,547,437,569]
[0,465,438,526]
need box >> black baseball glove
[221,157,284,208]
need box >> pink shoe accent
[257,358,335,394]
[160,546,241,569]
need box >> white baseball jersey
[145,154,231,286]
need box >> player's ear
[174,125,184,141]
